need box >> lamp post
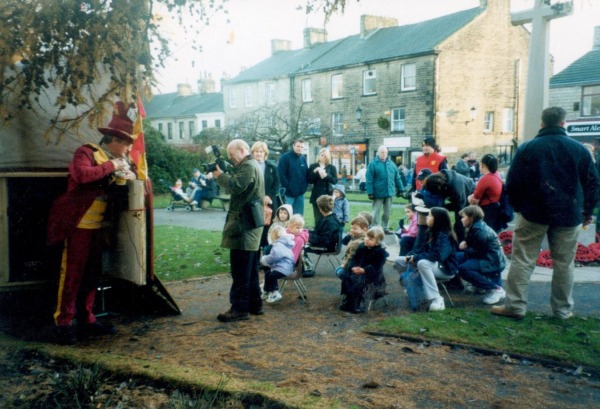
[465,106,477,125]
[355,107,369,164]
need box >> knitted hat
[98,101,137,143]
[422,137,439,151]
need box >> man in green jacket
[213,139,265,322]
[366,145,404,234]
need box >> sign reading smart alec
[566,121,600,136]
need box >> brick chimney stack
[271,39,292,55]
[177,83,192,96]
[480,0,487,8]
[197,72,215,94]
[360,15,397,38]
[303,28,327,49]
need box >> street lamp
[465,106,477,125]
[356,107,369,163]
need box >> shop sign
[383,137,411,148]
[329,144,367,152]
[566,121,600,136]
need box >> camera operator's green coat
[216,155,265,251]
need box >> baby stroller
[159,179,195,212]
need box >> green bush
[144,120,206,193]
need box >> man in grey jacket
[214,139,265,322]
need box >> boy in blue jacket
[332,184,350,240]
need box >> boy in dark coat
[341,227,389,314]
[307,195,340,251]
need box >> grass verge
[154,226,229,282]
[153,194,225,210]
[1,336,339,409]
[366,308,600,369]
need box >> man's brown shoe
[491,305,525,320]
[217,309,250,322]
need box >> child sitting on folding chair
[340,227,388,314]
[287,214,309,264]
[393,207,458,312]
[260,226,295,304]
[304,195,340,276]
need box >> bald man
[213,139,265,322]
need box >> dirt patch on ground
[2,265,600,408]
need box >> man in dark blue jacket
[492,107,600,320]
[277,139,308,215]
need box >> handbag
[242,198,265,229]
[401,264,426,312]
[264,204,273,226]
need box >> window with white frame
[582,85,600,116]
[179,121,184,139]
[363,70,376,95]
[332,113,344,135]
[265,83,275,105]
[244,87,252,107]
[391,108,405,132]
[229,89,236,108]
[484,112,494,132]
[202,120,208,130]
[215,119,221,129]
[401,63,416,91]
[496,144,514,165]
[188,121,194,137]
[331,74,343,99]
[502,108,514,132]
[265,116,275,128]
[167,123,173,139]
[158,123,163,134]
[302,79,312,102]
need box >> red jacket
[415,151,446,190]
[47,145,116,245]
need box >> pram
[159,179,195,212]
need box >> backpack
[498,185,514,226]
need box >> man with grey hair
[213,139,265,322]
[366,145,404,234]
[492,107,600,320]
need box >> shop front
[383,136,412,167]
[329,143,367,180]
[566,119,600,148]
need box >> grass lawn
[367,308,600,369]
[154,226,230,282]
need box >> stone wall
[435,0,530,167]
[223,78,290,126]
[550,86,582,120]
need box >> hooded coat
[261,233,295,276]
[332,184,350,225]
[267,204,294,244]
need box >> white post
[511,1,573,141]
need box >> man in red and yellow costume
[411,137,448,191]
[47,102,137,345]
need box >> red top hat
[97,101,136,143]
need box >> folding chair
[436,278,455,307]
[306,234,343,271]
[279,257,308,302]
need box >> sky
[151,0,600,95]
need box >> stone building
[145,74,224,146]
[550,27,600,150]
[223,0,529,175]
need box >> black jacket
[277,149,308,197]
[411,231,458,276]
[307,163,338,204]
[263,160,280,206]
[506,126,600,227]
[345,243,389,300]
[440,169,475,212]
[309,213,340,250]
[464,220,506,273]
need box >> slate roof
[229,7,484,84]
[550,49,600,88]
[143,92,223,119]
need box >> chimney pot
[303,28,328,49]
[177,83,192,96]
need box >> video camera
[201,145,232,173]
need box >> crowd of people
[49,106,599,344]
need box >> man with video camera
[213,139,265,322]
